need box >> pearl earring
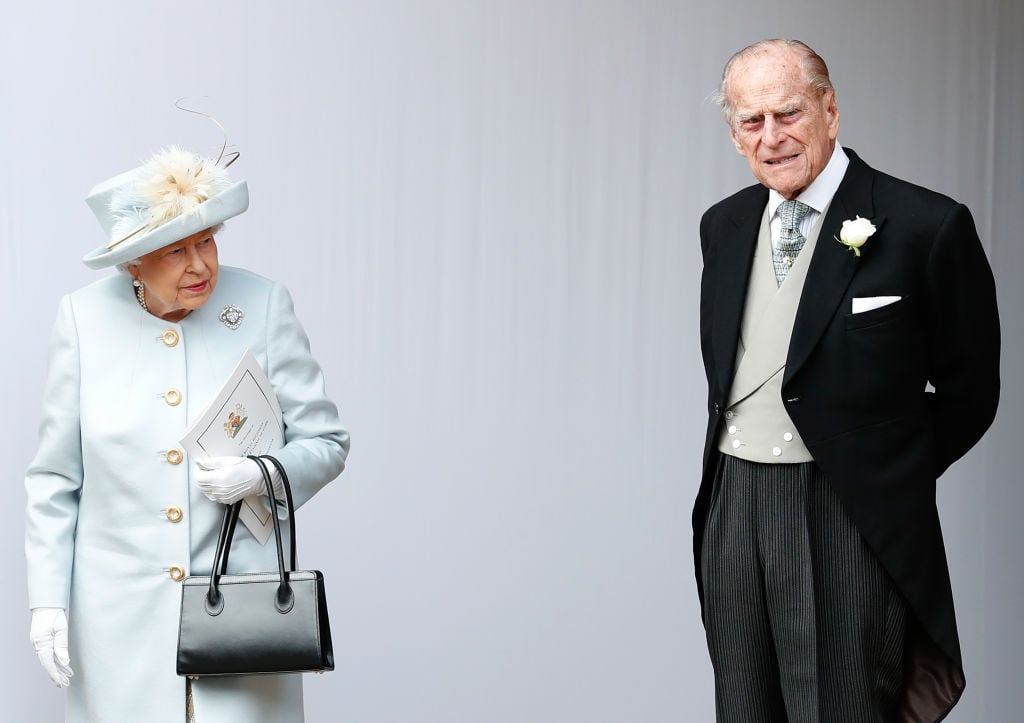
[133,279,148,311]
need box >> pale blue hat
[82,147,248,270]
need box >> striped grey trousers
[701,455,907,722]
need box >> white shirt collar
[767,143,849,219]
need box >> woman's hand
[194,456,284,504]
[30,607,73,688]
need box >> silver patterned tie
[774,200,813,285]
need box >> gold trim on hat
[105,222,147,250]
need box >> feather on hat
[82,147,248,270]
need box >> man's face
[726,48,839,200]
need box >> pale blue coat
[25,266,350,723]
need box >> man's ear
[730,127,744,155]
[824,90,840,139]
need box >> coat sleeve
[25,295,84,609]
[262,282,350,510]
[699,207,718,387]
[924,203,1000,476]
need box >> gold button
[162,329,179,347]
[166,506,183,523]
[166,449,183,465]
[164,388,182,406]
[169,566,185,581]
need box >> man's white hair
[712,39,835,123]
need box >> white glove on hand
[30,607,73,688]
[195,456,285,505]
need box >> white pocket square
[852,295,901,314]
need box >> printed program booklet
[181,349,284,544]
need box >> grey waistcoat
[717,203,830,463]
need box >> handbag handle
[204,456,296,615]
[260,455,297,570]
[205,501,241,610]
[216,456,298,572]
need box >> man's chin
[761,176,806,199]
[760,164,812,196]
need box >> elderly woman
[24,147,349,722]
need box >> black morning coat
[695,149,1000,722]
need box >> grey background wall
[2,1,1021,720]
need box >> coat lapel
[712,188,765,394]
[784,150,876,384]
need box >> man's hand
[194,456,283,504]
[30,607,73,688]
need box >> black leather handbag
[176,455,335,676]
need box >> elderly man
[694,39,999,721]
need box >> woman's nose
[185,246,207,272]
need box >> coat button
[166,506,183,523]
[725,410,735,420]
[728,425,737,435]
[169,566,186,581]
[731,439,741,450]
[162,330,179,347]
[772,447,782,457]
[164,388,182,406]
[783,432,794,442]
[166,449,183,465]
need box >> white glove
[30,607,73,688]
[195,456,285,505]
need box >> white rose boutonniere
[835,215,876,257]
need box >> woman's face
[130,227,219,322]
